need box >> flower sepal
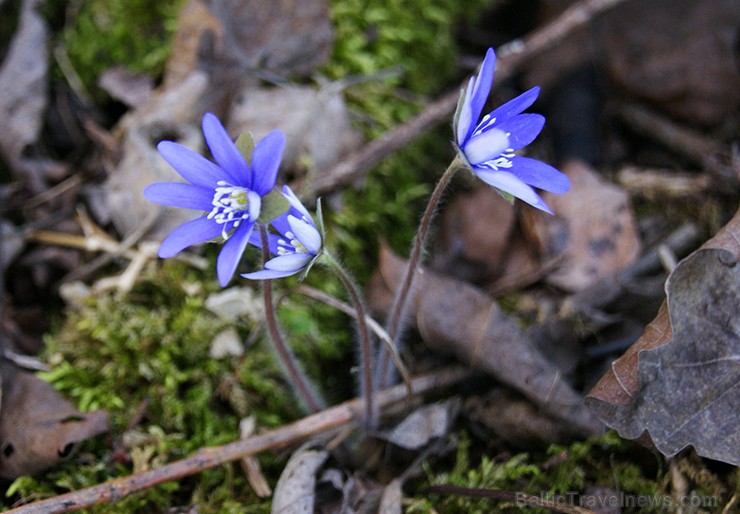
[235,132,255,165]
[257,187,290,224]
[494,189,516,205]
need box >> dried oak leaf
[271,445,328,514]
[0,0,52,192]
[227,84,363,175]
[586,209,740,465]
[90,72,208,239]
[522,160,641,292]
[431,184,516,283]
[368,246,603,437]
[601,0,740,125]
[165,0,333,110]
[0,363,109,478]
[382,400,459,450]
[465,389,580,447]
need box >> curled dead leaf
[586,208,740,464]
[431,184,516,283]
[271,445,328,514]
[369,245,603,437]
[0,363,109,479]
[383,400,459,450]
[0,0,53,192]
[523,160,641,292]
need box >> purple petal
[242,268,296,280]
[478,86,541,132]
[251,130,285,195]
[216,221,254,287]
[264,253,312,272]
[144,182,213,211]
[288,216,321,254]
[509,156,571,194]
[491,113,545,151]
[270,214,292,239]
[474,169,553,214]
[157,141,225,187]
[249,227,281,255]
[454,77,476,145]
[248,230,263,247]
[466,48,496,137]
[158,216,222,258]
[282,185,311,221]
[462,128,509,165]
[202,113,250,186]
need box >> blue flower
[243,186,323,280]
[144,113,286,286]
[453,48,570,214]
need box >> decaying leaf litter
[1,0,738,512]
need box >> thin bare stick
[616,102,733,184]
[7,367,470,514]
[296,284,414,402]
[301,0,628,200]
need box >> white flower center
[208,181,253,239]
[276,231,308,255]
[478,150,515,171]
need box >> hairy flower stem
[377,157,463,387]
[323,251,376,427]
[259,224,323,413]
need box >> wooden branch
[301,0,629,199]
[7,367,471,514]
[616,103,735,186]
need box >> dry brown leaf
[383,400,458,450]
[586,208,740,464]
[98,66,154,108]
[378,479,403,514]
[0,0,51,192]
[465,389,581,447]
[90,72,208,239]
[0,363,109,478]
[369,246,603,437]
[164,0,223,88]
[227,85,363,174]
[523,160,641,292]
[165,0,333,111]
[431,184,516,283]
[526,0,740,126]
[272,445,328,514]
[204,0,333,77]
[601,0,740,125]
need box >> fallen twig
[7,366,471,514]
[301,0,628,199]
[296,284,414,401]
[616,102,735,185]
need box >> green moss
[2,259,299,510]
[328,128,460,285]
[324,0,494,134]
[412,432,730,514]
[59,0,183,97]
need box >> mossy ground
[4,0,727,512]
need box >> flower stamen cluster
[207,182,261,239]
[277,227,307,255]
